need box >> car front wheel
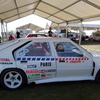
[95,70,100,83]
[0,69,27,90]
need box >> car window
[18,42,52,56]
[54,42,83,57]
[27,34,34,37]
[27,34,47,37]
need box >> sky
[7,14,52,32]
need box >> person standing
[8,34,15,41]
[16,31,20,38]
[48,27,53,37]
[0,36,1,43]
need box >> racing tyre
[0,69,27,90]
[95,70,100,83]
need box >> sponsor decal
[38,70,48,73]
[26,69,38,73]
[28,74,40,79]
[0,62,13,64]
[27,64,36,68]
[0,58,10,61]
[65,60,81,63]
[70,60,81,63]
[48,69,56,72]
[41,73,46,78]
[40,62,51,66]
[47,74,52,76]
[56,58,89,63]
[26,69,56,74]
[38,69,56,73]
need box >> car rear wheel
[0,69,27,90]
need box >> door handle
[20,61,27,63]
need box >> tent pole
[66,22,68,38]
[0,21,1,43]
[5,23,8,39]
[1,20,4,42]
[79,20,83,45]
[3,22,7,40]
[44,28,45,33]
[58,24,60,37]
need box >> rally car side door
[52,40,94,78]
[14,40,57,81]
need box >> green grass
[76,40,100,51]
[0,81,100,100]
[0,40,100,100]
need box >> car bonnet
[0,40,19,51]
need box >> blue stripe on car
[22,58,26,60]
[27,58,31,60]
[51,58,54,61]
[41,58,45,60]
[32,58,36,60]
[17,58,55,61]
[17,58,21,60]
[46,58,50,61]
[37,58,41,60]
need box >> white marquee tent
[16,23,44,32]
[1,0,100,44]
[0,0,100,24]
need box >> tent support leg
[57,24,60,37]
[66,22,68,38]
[79,20,83,45]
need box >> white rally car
[0,37,100,90]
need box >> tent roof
[16,23,44,32]
[1,0,100,24]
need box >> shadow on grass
[0,81,100,100]
[75,40,100,45]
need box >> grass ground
[0,81,100,100]
[76,40,100,51]
[0,40,100,100]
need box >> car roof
[19,37,70,41]
[0,37,71,51]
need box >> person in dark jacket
[48,27,53,37]
[0,36,1,43]
[16,31,20,38]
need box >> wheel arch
[0,68,28,83]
